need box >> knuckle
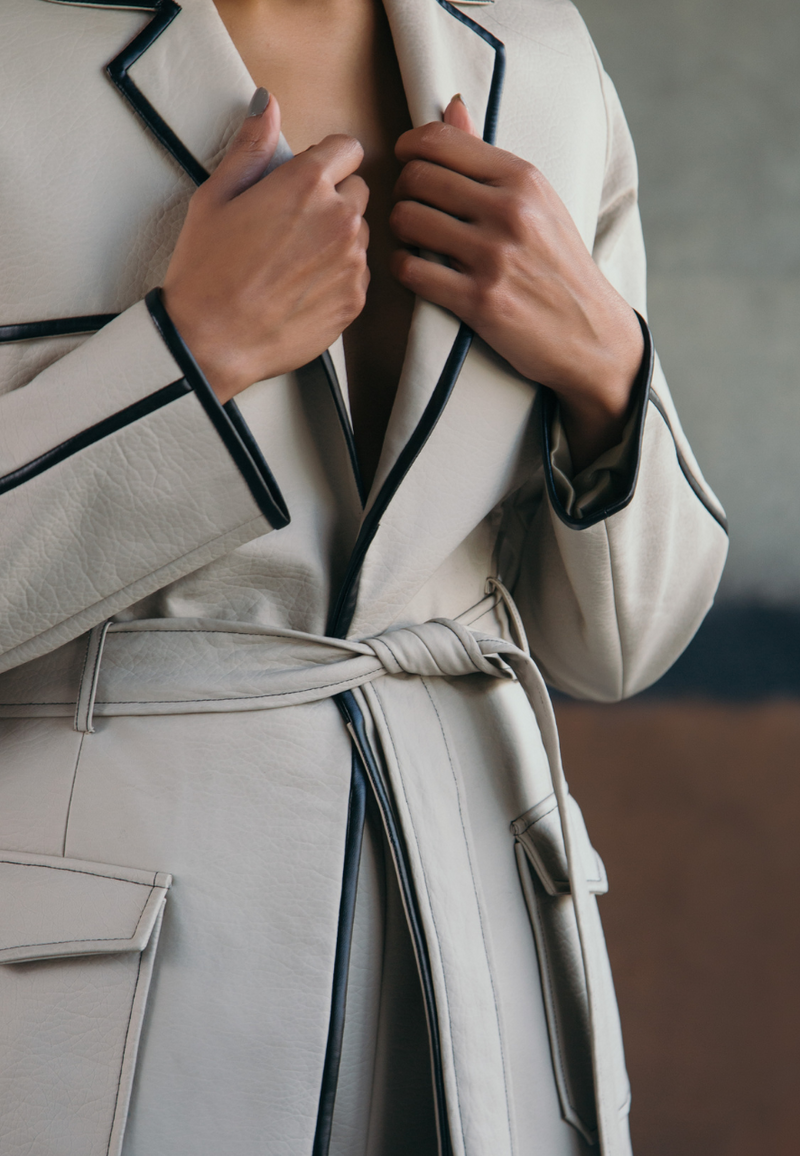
[470,276,503,321]
[230,128,267,157]
[417,121,444,150]
[301,156,328,187]
[516,160,544,195]
[403,159,428,188]
[336,204,363,242]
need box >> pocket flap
[511,793,608,896]
[0,850,172,964]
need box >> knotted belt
[0,609,627,1156]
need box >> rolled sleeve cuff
[541,311,654,529]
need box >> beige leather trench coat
[0,1,728,1154]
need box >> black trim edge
[648,389,729,534]
[0,314,118,344]
[436,0,506,145]
[0,379,190,497]
[319,350,366,507]
[106,1,210,187]
[145,288,290,529]
[312,747,368,1156]
[326,324,474,637]
[336,692,453,1156]
[43,2,159,8]
[326,8,505,639]
[541,311,654,530]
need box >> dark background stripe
[639,604,800,700]
[554,604,800,702]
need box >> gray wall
[576,0,800,604]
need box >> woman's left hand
[390,96,644,471]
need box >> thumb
[207,88,282,202]
[443,93,478,137]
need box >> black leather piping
[326,5,505,639]
[314,11,505,1156]
[319,350,366,507]
[648,389,728,533]
[336,691,454,1156]
[312,744,368,1156]
[145,288,290,528]
[541,310,654,530]
[106,1,210,188]
[0,379,190,496]
[437,0,505,145]
[44,2,160,8]
[0,314,118,344]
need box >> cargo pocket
[0,850,171,1156]
[512,795,630,1146]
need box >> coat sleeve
[0,290,289,674]
[502,65,729,701]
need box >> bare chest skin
[214,0,415,489]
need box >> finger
[394,159,488,221]
[443,94,478,137]
[303,133,365,187]
[206,88,282,202]
[390,249,470,315]
[390,200,475,265]
[337,172,370,217]
[396,121,515,184]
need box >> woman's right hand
[162,93,370,403]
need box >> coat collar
[43,0,501,182]
[42,0,507,637]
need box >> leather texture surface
[0,0,728,1152]
[0,852,169,1156]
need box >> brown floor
[554,700,800,1156]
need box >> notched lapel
[109,0,255,185]
[383,0,500,138]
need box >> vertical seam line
[105,950,145,1156]
[62,732,85,857]
[420,678,515,1154]
[368,685,465,1141]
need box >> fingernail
[454,93,468,112]
[247,87,270,117]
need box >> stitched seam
[517,805,602,889]
[421,678,515,1153]
[602,520,625,701]
[106,948,145,1156]
[368,686,465,1136]
[514,799,558,833]
[2,887,157,954]
[73,630,94,732]
[0,860,158,886]
[61,733,85,857]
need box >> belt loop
[485,577,530,657]
[74,620,112,734]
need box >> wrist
[160,287,257,403]
[554,312,645,472]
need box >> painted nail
[247,87,270,117]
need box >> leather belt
[0,608,627,1156]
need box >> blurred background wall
[558,2,800,1152]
